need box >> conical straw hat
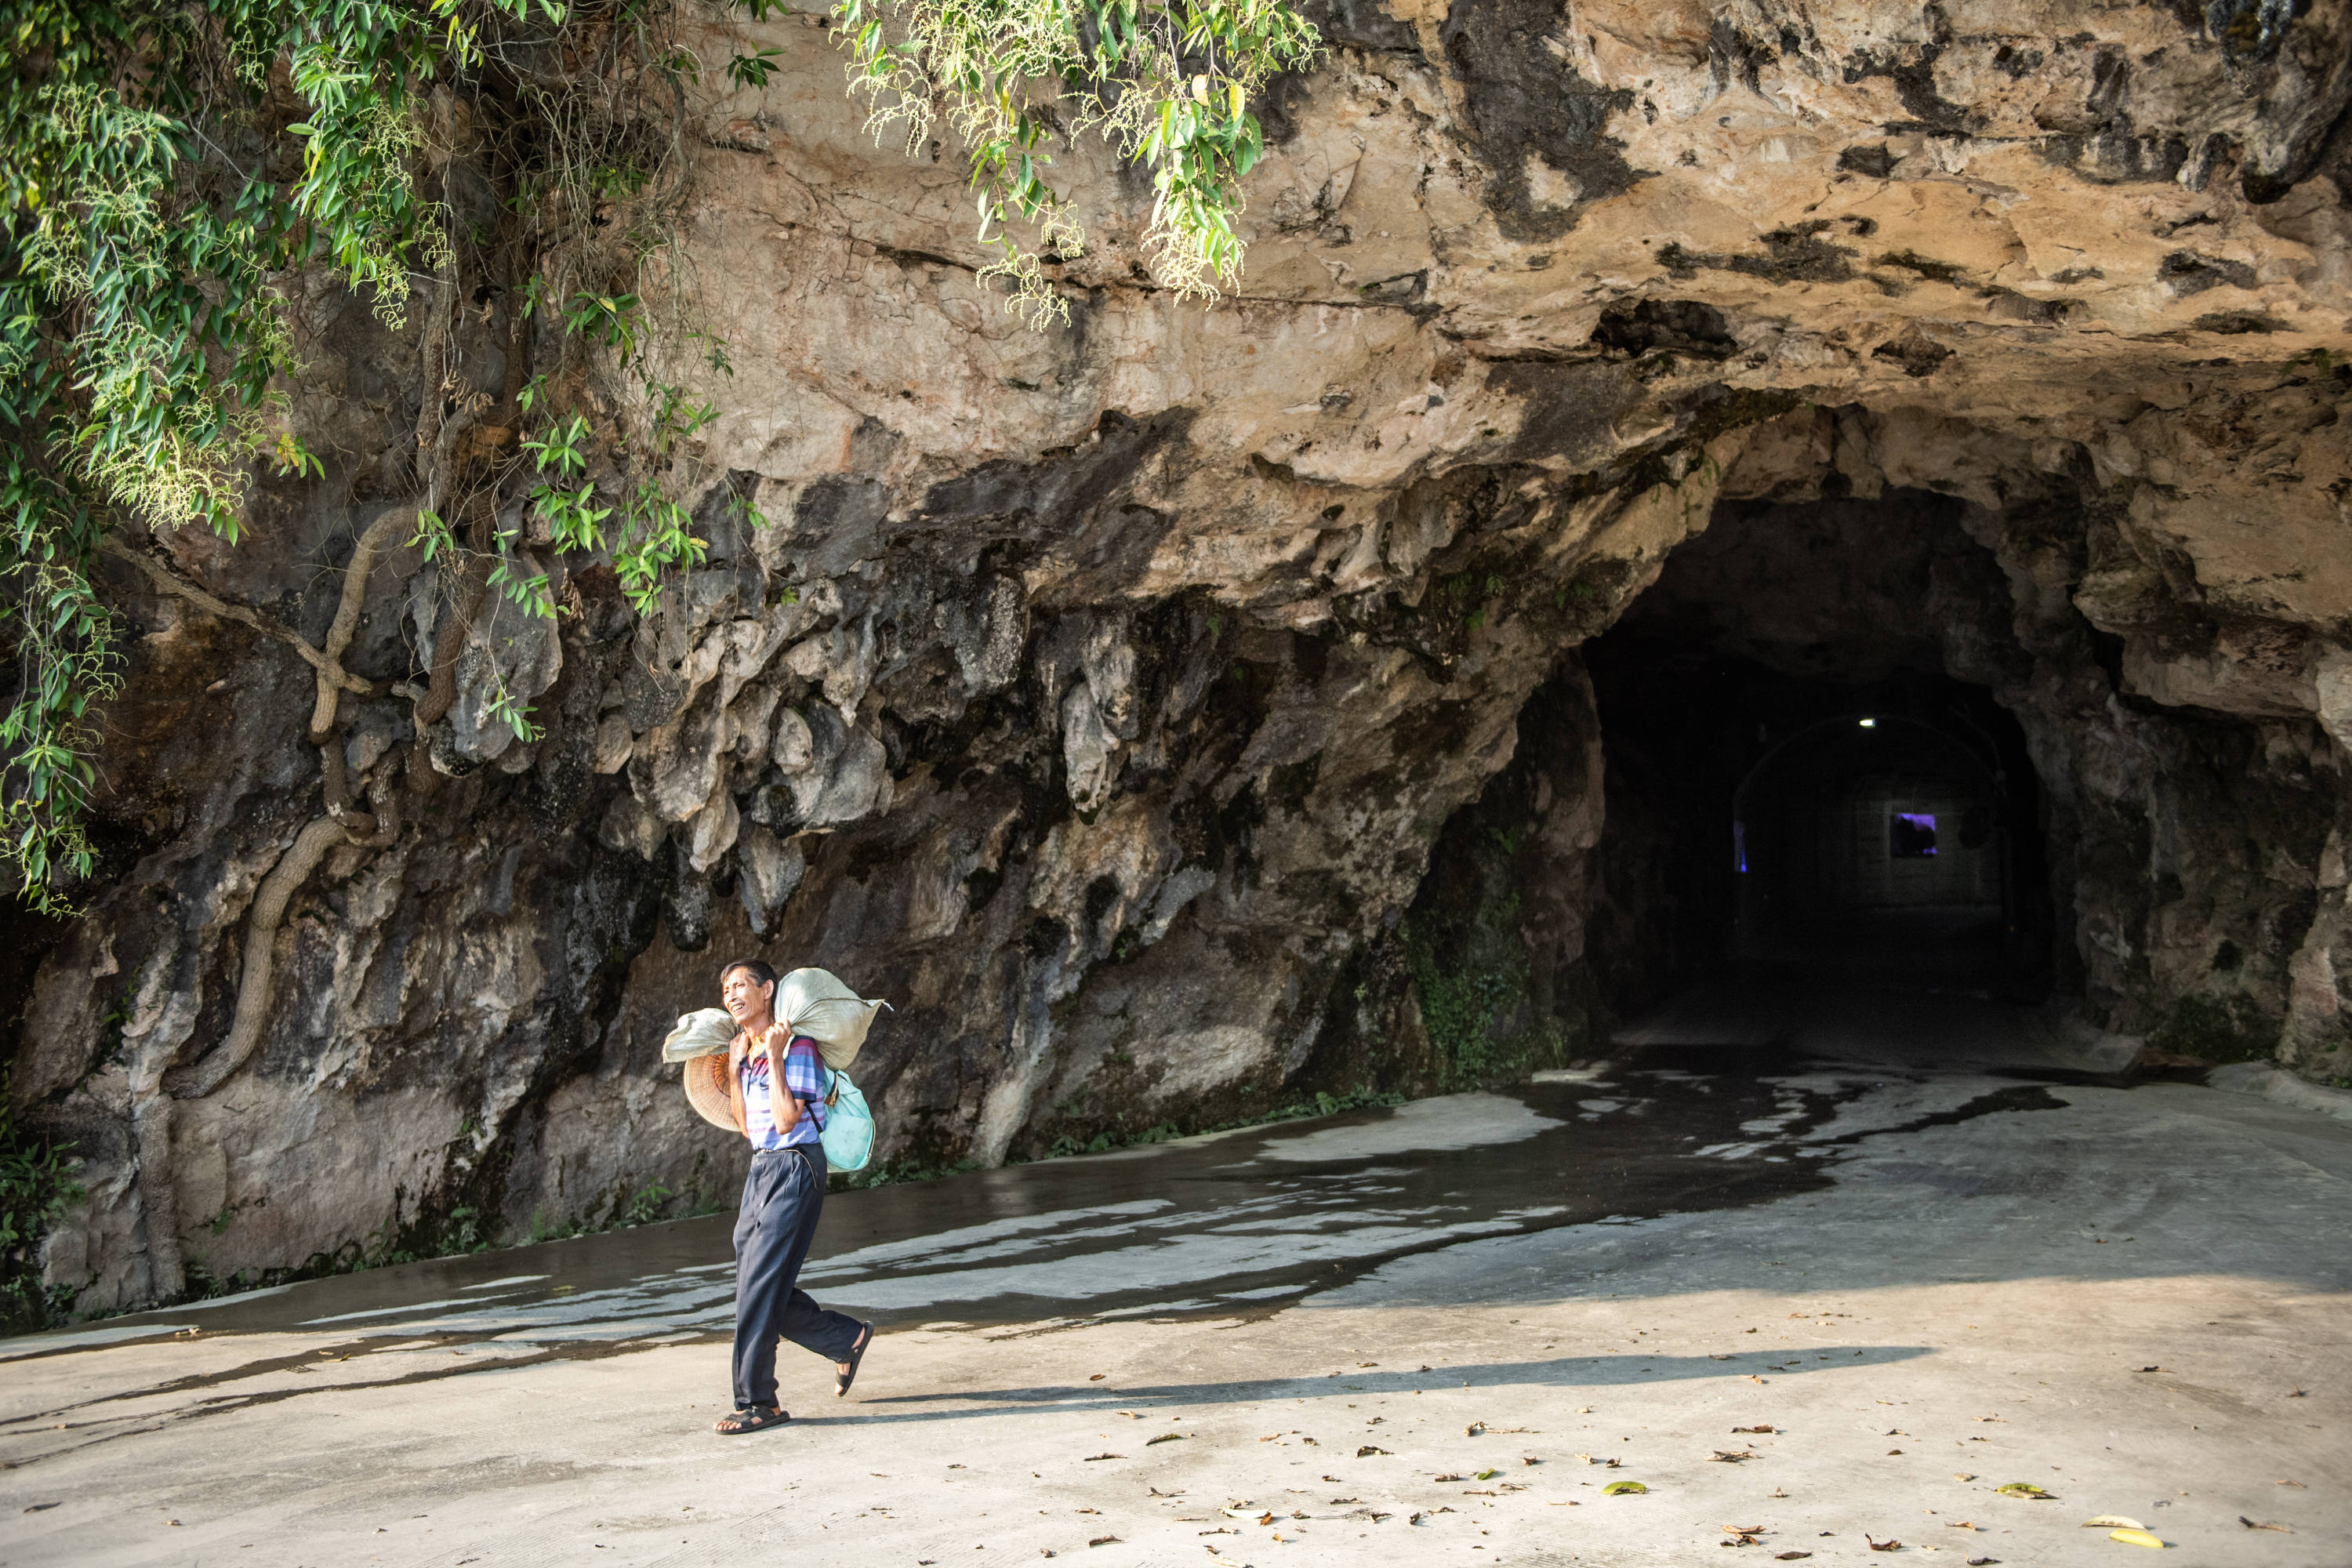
[682,1052,739,1132]
[663,1007,742,1133]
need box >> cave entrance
[1388,488,2065,1087]
[1580,490,2058,1022]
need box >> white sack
[661,1007,736,1063]
[776,967,888,1069]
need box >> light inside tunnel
[1857,717,1877,728]
[1889,812,1938,858]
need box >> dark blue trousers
[731,1146,862,1409]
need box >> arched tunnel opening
[1394,485,2069,1080]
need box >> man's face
[720,967,772,1024]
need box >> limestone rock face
[9,0,2352,1316]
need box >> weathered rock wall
[9,0,2352,1316]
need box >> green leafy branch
[822,0,1319,321]
[1,0,754,898]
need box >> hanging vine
[829,0,1319,321]
[0,0,1312,916]
[0,0,713,913]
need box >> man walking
[711,957,873,1435]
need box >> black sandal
[835,1322,875,1399]
[714,1403,789,1435]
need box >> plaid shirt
[737,1034,826,1151]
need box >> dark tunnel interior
[1392,488,2067,1085]
[1586,489,2060,1019]
[1584,489,2060,1018]
[1584,637,2056,1010]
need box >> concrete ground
[3,982,2348,1567]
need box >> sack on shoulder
[775,968,889,1069]
[661,1007,736,1063]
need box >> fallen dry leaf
[1083,1454,1125,1462]
[1088,1374,1107,1382]
[1088,1537,1121,1548]
[1733,1425,1776,1434]
[1866,1536,1902,1552]
[1147,1433,1185,1446]
[2081,1516,2144,1530]
[1712,1451,1758,1464]
[1994,1483,2056,1500]
[1774,1555,1813,1562]
[2238,1518,2289,1532]
[1434,1474,1466,1483]
[1601,1481,1648,1496]
[1356,1446,1389,1457]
